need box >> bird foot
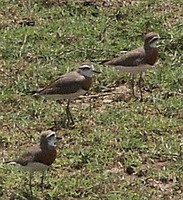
[65,120,75,129]
[38,182,52,190]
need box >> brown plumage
[37,70,92,97]
[34,63,100,126]
[6,130,57,193]
[101,32,160,100]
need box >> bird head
[40,130,56,149]
[144,32,160,48]
[78,64,101,77]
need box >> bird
[101,32,160,100]
[6,130,57,193]
[34,62,101,126]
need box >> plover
[101,32,160,100]
[6,130,57,193]
[34,63,101,126]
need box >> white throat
[149,41,157,48]
[48,135,56,147]
[48,138,56,147]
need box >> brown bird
[34,63,101,126]
[101,32,160,100]
[6,130,57,193]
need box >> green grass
[0,0,183,199]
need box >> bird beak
[56,136,62,140]
[93,69,101,73]
[92,65,101,73]
[159,37,168,40]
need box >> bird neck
[144,41,157,51]
[40,140,49,151]
[40,145,48,151]
[144,43,158,56]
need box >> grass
[0,0,183,199]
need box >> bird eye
[82,67,90,70]
[149,37,159,43]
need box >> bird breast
[35,147,57,166]
[81,77,92,91]
[145,48,158,65]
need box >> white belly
[114,64,154,74]
[42,89,87,100]
[24,162,49,173]
[10,161,49,173]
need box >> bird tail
[25,90,38,95]
[25,90,42,98]
[99,59,111,65]
[90,59,110,65]
[4,160,17,165]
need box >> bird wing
[103,47,146,66]
[12,146,41,166]
[36,71,85,95]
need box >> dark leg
[29,172,33,194]
[130,74,135,97]
[66,99,74,126]
[89,96,92,112]
[138,72,143,101]
[40,172,45,191]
